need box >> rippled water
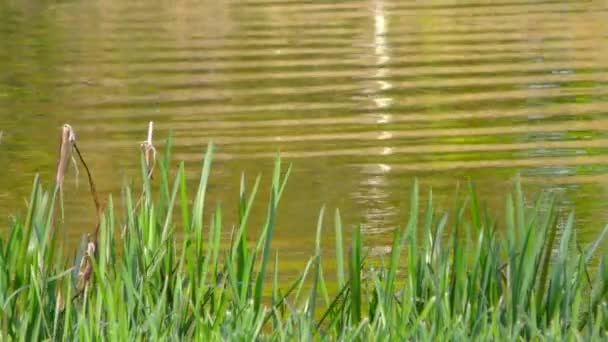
[1,0,608,271]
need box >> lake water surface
[1,0,608,273]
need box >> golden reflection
[353,170,396,235]
[371,0,393,117]
[355,0,396,233]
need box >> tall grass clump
[0,124,607,340]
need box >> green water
[1,0,608,275]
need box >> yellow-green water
[1,0,608,274]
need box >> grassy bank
[1,128,607,340]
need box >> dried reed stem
[54,124,102,237]
[75,241,96,295]
[49,125,79,241]
[52,124,103,298]
[55,125,76,190]
[128,121,157,221]
[72,143,102,236]
[141,121,156,180]
[71,140,101,295]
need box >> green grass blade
[254,190,277,313]
[334,209,345,289]
[349,224,362,324]
[308,206,325,323]
[18,175,40,275]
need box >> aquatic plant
[0,125,606,340]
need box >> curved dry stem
[72,142,102,239]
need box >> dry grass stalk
[53,124,102,232]
[127,121,157,222]
[141,121,156,180]
[55,124,78,191]
[55,288,65,313]
[49,125,79,241]
[75,239,96,294]
[52,124,103,298]
[71,141,102,298]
